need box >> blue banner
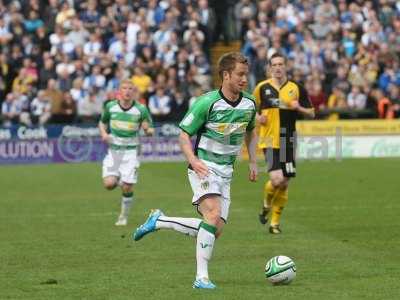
[0,124,184,165]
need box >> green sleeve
[246,110,256,131]
[179,99,210,136]
[141,105,154,127]
[100,104,110,124]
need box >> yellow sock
[263,180,277,209]
[270,187,288,226]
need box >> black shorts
[263,148,296,177]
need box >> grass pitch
[1,158,400,299]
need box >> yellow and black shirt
[253,79,313,149]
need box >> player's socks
[120,192,133,218]
[264,180,276,208]
[270,187,288,227]
[259,180,277,224]
[155,216,201,237]
[196,222,217,280]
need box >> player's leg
[116,150,139,226]
[269,148,295,233]
[132,169,219,240]
[194,195,222,289]
[155,215,202,237]
[102,149,120,190]
[103,176,119,190]
[115,182,134,226]
[133,210,203,240]
[194,174,230,289]
[269,173,289,234]
[259,148,280,224]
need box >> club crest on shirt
[216,113,224,120]
[265,89,271,96]
[201,181,209,190]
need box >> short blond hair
[120,79,134,87]
[218,52,248,80]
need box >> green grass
[1,159,400,299]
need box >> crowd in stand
[0,0,399,127]
[240,0,400,119]
[0,0,215,126]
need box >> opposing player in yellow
[253,52,314,234]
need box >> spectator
[70,77,88,105]
[43,79,63,121]
[55,1,76,30]
[376,89,394,119]
[30,90,51,125]
[234,0,257,40]
[0,17,13,45]
[131,66,152,97]
[197,0,216,49]
[308,80,327,113]
[67,18,90,48]
[77,88,104,123]
[83,33,102,65]
[326,87,347,120]
[183,20,205,45]
[388,84,400,118]
[83,65,106,91]
[347,86,367,110]
[148,87,172,122]
[1,93,20,127]
[23,11,44,33]
[58,92,77,124]
[0,53,11,100]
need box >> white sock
[120,194,133,218]
[196,223,216,280]
[156,216,201,237]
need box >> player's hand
[248,161,258,182]
[256,114,267,125]
[142,121,150,130]
[291,101,300,110]
[144,127,155,136]
[101,134,112,144]
[190,157,209,179]
[142,121,155,136]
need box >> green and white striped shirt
[179,89,256,178]
[101,100,153,150]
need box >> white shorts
[188,169,231,222]
[102,149,140,184]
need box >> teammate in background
[99,79,154,226]
[132,52,258,289]
[253,52,315,234]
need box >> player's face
[225,62,248,94]
[270,57,287,80]
[120,82,137,101]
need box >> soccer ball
[265,256,296,285]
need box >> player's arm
[245,128,258,182]
[141,106,155,136]
[179,131,208,178]
[292,83,315,118]
[98,105,112,143]
[178,98,210,178]
[245,109,258,182]
[253,82,267,125]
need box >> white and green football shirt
[179,89,256,178]
[101,100,153,150]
